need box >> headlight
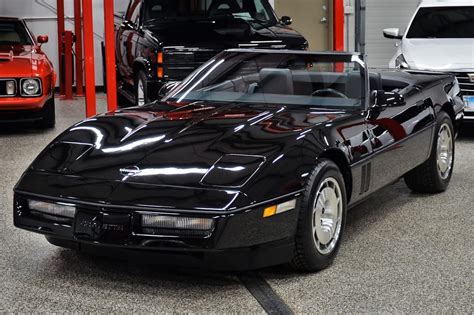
[27,200,76,218]
[395,54,409,69]
[200,154,265,188]
[21,78,42,96]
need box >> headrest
[259,68,294,95]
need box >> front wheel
[37,97,55,129]
[291,159,347,272]
[404,111,454,193]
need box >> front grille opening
[140,227,213,238]
[455,73,474,96]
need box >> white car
[383,0,474,120]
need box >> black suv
[115,0,308,106]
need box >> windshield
[0,21,32,45]
[164,52,366,109]
[406,6,474,39]
[143,0,278,27]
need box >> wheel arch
[440,102,456,132]
[318,149,353,203]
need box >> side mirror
[383,28,403,40]
[158,81,180,99]
[280,16,292,26]
[37,35,48,44]
[372,90,406,108]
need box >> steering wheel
[312,88,348,98]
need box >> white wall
[365,0,420,67]
[345,0,420,67]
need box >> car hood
[403,39,474,71]
[146,20,306,49]
[31,102,348,188]
[0,44,39,77]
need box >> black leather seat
[258,68,294,95]
[369,72,383,91]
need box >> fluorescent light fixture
[141,214,214,231]
[27,200,76,218]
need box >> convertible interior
[194,68,410,107]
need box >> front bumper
[0,94,49,111]
[13,191,300,270]
[0,94,52,123]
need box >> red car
[0,17,56,127]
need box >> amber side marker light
[263,199,297,218]
[157,52,164,78]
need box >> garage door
[365,0,420,67]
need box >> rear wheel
[291,159,347,272]
[404,111,454,193]
[38,97,55,128]
[134,70,149,106]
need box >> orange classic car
[0,17,56,127]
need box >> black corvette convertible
[14,50,463,271]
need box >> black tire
[404,111,454,193]
[291,159,347,272]
[134,70,149,106]
[38,97,55,128]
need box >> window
[164,52,365,109]
[143,0,277,27]
[0,21,32,45]
[406,6,474,39]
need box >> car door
[117,0,142,86]
[365,72,436,192]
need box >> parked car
[14,50,463,271]
[115,0,307,106]
[383,0,474,120]
[0,17,56,128]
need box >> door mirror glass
[280,16,292,26]
[372,90,406,108]
[383,28,403,39]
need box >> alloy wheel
[436,123,453,180]
[312,177,343,255]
